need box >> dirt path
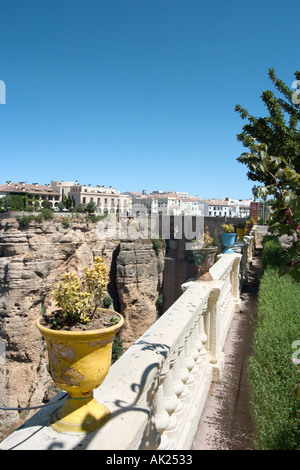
[192,250,262,450]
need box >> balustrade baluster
[190,323,200,380]
[154,377,170,450]
[195,317,204,357]
[171,349,185,427]
[184,332,196,388]
[163,357,179,445]
[177,341,190,407]
[199,313,209,359]
[203,308,210,353]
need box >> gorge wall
[0,217,164,433]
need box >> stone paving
[192,250,262,450]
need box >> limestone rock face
[0,218,164,432]
[116,240,164,349]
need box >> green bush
[37,208,54,220]
[151,238,166,256]
[261,235,286,270]
[248,237,300,449]
[103,295,113,309]
[16,214,36,228]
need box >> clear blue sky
[0,0,299,199]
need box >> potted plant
[245,217,255,235]
[192,229,218,280]
[221,223,236,253]
[36,257,124,433]
[236,221,247,241]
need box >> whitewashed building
[51,181,131,215]
[204,197,252,218]
[129,191,209,216]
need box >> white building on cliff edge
[51,181,131,215]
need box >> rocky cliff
[0,217,164,433]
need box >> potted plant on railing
[236,221,247,241]
[191,229,218,281]
[221,223,236,253]
[36,257,124,433]
[245,217,255,235]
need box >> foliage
[85,201,97,214]
[202,231,214,247]
[102,294,113,309]
[247,237,300,450]
[87,214,108,222]
[246,218,255,226]
[193,227,216,248]
[61,216,72,227]
[111,334,124,363]
[37,208,54,220]
[236,221,246,229]
[211,229,222,255]
[236,68,300,281]
[16,214,36,228]
[247,146,299,280]
[76,204,86,213]
[156,293,164,308]
[0,194,28,211]
[235,68,300,185]
[51,257,109,327]
[261,235,286,269]
[16,208,54,228]
[62,195,75,210]
[151,238,166,255]
[221,223,234,233]
[41,200,53,210]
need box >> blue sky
[0,0,299,199]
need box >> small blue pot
[222,233,236,253]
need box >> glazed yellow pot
[36,309,123,433]
[236,228,247,241]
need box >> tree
[0,196,12,211]
[0,194,27,211]
[41,200,53,210]
[235,68,300,280]
[86,201,97,215]
[235,68,300,185]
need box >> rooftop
[0,182,60,195]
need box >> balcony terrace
[0,230,259,451]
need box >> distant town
[0,180,258,218]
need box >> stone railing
[0,236,254,451]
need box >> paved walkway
[192,250,262,450]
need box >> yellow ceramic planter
[236,228,247,241]
[36,309,123,433]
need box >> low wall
[0,236,254,450]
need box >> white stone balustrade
[0,237,254,451]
